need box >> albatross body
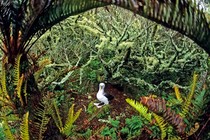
[94,83,114,108]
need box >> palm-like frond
[24,0,106,50]
[14,54,22,85]
[140,96,186,134]
[173,85,183,103]
[97,0,210,54]
[2,115,15,140]
[126,98,152,122]
[20,112,30,140]
[0,0,209,57]
[153,113,167,140]
[62,104,82,136]
[0,0,106,61]
[33,101,51,140]
[180,73,198,117]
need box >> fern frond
[20,112,30,140]
[168,135,181,140]
[192,89,207,116]
[16,74,24,106]
[141,96,186,134]
[51,100,63,131]
[62,104,82,136]
[24,0,106,52]
[33,101,51,140]
[126,98,152,122]
[99,0,210,54]
[153,113,167,140]
[14,54,22,85]
[1,62,9,99]
[2,115,15,140]
[23,81,28,104]
[173,85,183,103]
[187,122,199,136]
[180,73,198,117]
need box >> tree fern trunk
[2,53,41,116]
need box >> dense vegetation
[0,0,210,140]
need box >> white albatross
[94,83,114,108]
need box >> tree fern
[180,73,198,117]
[20,112,30,140]
[126,98,152,122]
[153,113,167,140]
[1,0,209,55]
[62,104,82,136]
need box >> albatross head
[99,83,105,90]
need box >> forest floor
[70,84,150,140]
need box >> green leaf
[20,112,29,140]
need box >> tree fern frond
[192,89,207,117]
[153,113,167,140]
[23,81,28,104]
[173,85,183,103]
[62,104,82,136]
[16,74,24,106]
[20,112,29,140]
[180,73,198,117]
[126,98,152,122]
[51,100,63,131]
[141,96,186,134]
[14,54,22,85]
[2,115,15,140]
[33,101,51,140]
[23,0,106,51]
[1,61,9,99]
[168,135,181,140]
[98,0,210,54]
[187,122,199,136]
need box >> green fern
[62,104,82,136]
[2,115,15,140]
[14,54,22,85]
[153,113,167,140]
[173,85,183,103]
[126,98,152,122]
[51,100,63,131]
[1,61,9,99]
[51,102,82,136]
[16,74,24,106]
[33,101,51,140]
[180,73,198,117]
[192,89,207,116]
[20,112,30,140]
[23,81,28,104]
